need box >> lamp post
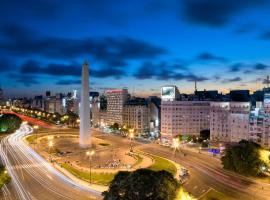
[172,138,180,156]
[86,150,95,184]
[33,125,39,150]
[49,140,53,162]
[129,129,134,152]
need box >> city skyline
[0,0,270,97]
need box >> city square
[1,1,270,200]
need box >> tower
[80,61,91,147]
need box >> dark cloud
[182,0,267,27]
[196,52,227,62]
[0,24,167,68]
[91,67,126,79]
[222,77,242,83]
[56,80,81,85]
[21,60,81,76]
[8,73,39,86]
[20,60,126,79]
[259,31,270,40]
[134,61,208,82]
[0,0,58,20]
[0,58,15,73]
[229,63,269,73]
[229,63,244,72]
[254,63,269,70]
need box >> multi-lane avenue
[1,123,270,200]
[0,124,101,200]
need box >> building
[210,102,250,143]
[31,95,44,110]
[0,87,3,102]
[123,98,150,135]
[161,101,210,141]
[148,96,161,135]
[106,89,129,126]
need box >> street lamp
[86,150,95,184]
[49,141,53,162]
[172,138,180,156]
[129,129,134,152]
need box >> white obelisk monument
[80,61,91,147]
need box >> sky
[0,0,270,98]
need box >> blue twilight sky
[0,0,270,98]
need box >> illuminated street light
[86,150,95,184]
[172,138,180,156]
[129,129,134,152]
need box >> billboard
[264,93,270,104]
[161,86,175,101]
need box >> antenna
[267,75,269,88]
[194,81,197,93]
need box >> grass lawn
[61,163,115,185]
[199,189,236,200]
[0,166,11,188]
[147,154,177,175]
[132,153,143,168]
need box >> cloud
[182,0,267,27]
[134,61,208,82]
[196,52,227,62]
[222,77,242,83]
[229,63,244,72]
[21,60,81,76]
[56,80,81,85]
[0,24,167,67]
[229,62,269,73]
[259,31,270,40]
[91,67,126,79]
[254,63,269,70]
[0,58,15,73]
[8,73,39,86]
[20,59,126,79]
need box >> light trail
[0,124,101,200]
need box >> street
[0,125,101,200]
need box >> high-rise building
[123,97,150,135]
[160,85,210,141]
[210,102,250,143]
[106,88,129,126]
[0,87,3,101]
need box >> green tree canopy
[221,140,268,176]
[102,169,180,200]
[0,114,22,134]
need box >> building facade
[106,89,129,126]
[123,98,150,135]
[161,101,210,140]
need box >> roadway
[0,125,101,200]
[1,124,270,199]
[92,130,270,200]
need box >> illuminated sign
[161,86,176,101]
[264,93,270,104]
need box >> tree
[110,123,119,131]
[0,114,22,134]
[221,140,268,176]
[102,169,180,200]
[200,129,210,140]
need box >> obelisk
[80,61,91,147]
